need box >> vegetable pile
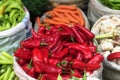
[94,15,120,64]
[99,0,120,10]
[42,5,85,27]
[0,0,25,31]
[14,23,103,80]
[0,51,18,80]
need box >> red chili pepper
[32,48,43,73]
[75,24,95,39]
[86,63,101,71]
[107,52,120,61]
[43,74,57,80]
[62,75,71,80]
[68,43,92,60]
[71,26,84,44]
[48,34,60,50]
[41,75,47,80]
[72,69,82,78]
[64,56,73,62]
[88,45,97,53]
[27,67,35,77]
[31,28,40,39]
[54,48,69,59]
[14,47,32,60]
[40,48,49,63]
[72,59,86,70]
[76,52,83,61]
[36,62,62,74]
[17,59,27,66]
[87,53,103,64]
[20,38,41,49]
[48,58,59,66]
[69,49,77,56]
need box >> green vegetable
[82,70,87,80]
[100,0,120,10]
[8,71,16,80]
[3,66,12,80]
[57,74,62,80]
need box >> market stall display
[91,15,120,80]
[88,0,120,26]
[0,0,32,54]
[0,51,18,80]
[14,24,103,80]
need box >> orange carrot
[64,12,79,24]
[69,12,85,26]
[52,11,64,18]
[52,17,70,24]
[53,8,75,13]
[56,5,77,11]
[36,17,41,27]
[45,11,55,17]
[44,18,66,25]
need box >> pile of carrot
[42,5,85,26]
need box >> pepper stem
[28,59,32,68]
[40,42,48,46]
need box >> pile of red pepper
[14,24,103,80]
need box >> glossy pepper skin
[87,53,104,64]
[14,47,32,60]
[32,48,43,73]
[107,52,120,61]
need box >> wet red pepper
[32,48,43,73]
[88,45,97,53]
[75,52,83,61]
[31,28,41,39]
[36,62,62,74]
[54,48,69,59]
[107,52,120,61]
[87,53,103,64]
[14,47,32,60]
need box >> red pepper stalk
[22,60,35,77]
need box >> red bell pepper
[14,47,32,60]
[32,48,43,73]
[107,52,120,61]
[54,48,69,59]
[87,53,103,64]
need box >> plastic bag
[91,15,120,80]
[0,8,32,54]
[87,0,120,26]
[14,57,103,80]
